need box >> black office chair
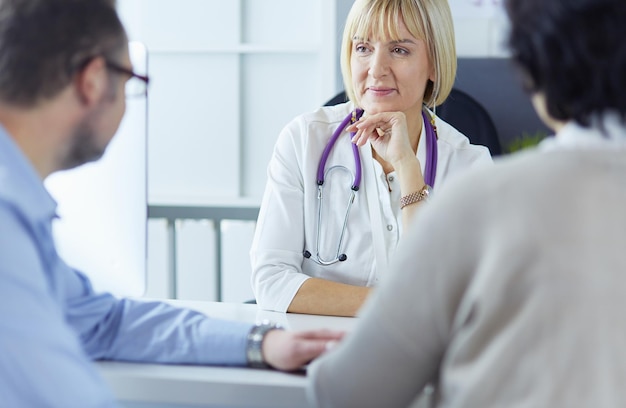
[324,91,349,106]
[323,88,502,156]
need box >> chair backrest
[437,88,501,156]
[323,88,502,156]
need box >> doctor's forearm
[287,278,372,317]
[394,156,426,231]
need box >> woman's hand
[346,111,415,167]
[348,110,427,227]
[262,329,345,371]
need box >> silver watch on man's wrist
[246,320,283,368]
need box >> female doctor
[250,0,492,316]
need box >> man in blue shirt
[0,1,343,406]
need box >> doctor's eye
[354,43,371,54]
[392,47,409,55]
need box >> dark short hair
[505,0,626,126]
[0,0,127,107]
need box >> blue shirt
[0,125,254,407]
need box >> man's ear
[75,57,108,107]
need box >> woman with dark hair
[307,0,626,406]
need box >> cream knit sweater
[308,114,626,408]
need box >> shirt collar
[0,123,57,222]
[538,112,626,152]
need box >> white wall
[117,0,338,204]
[451,0,509,57]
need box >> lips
[366,87,396,97]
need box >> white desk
[98,300,356,408]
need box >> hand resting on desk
[263,329,344,371]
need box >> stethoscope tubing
[422,109,437,187]
[305,106,438,266]
[317,109,364,190]
[314,176,355,265]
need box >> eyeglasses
[105,61,150,98]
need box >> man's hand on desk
[263,329,345,371]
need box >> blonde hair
[340,0,456,108]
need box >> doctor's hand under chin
[346,111,416,167]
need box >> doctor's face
[351,18,433,118]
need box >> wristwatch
[246,320,283,368]
[400,184,432,209]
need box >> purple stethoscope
[303,107,438,265]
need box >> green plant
[506,130,549,153]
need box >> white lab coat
[250,102,492,312]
